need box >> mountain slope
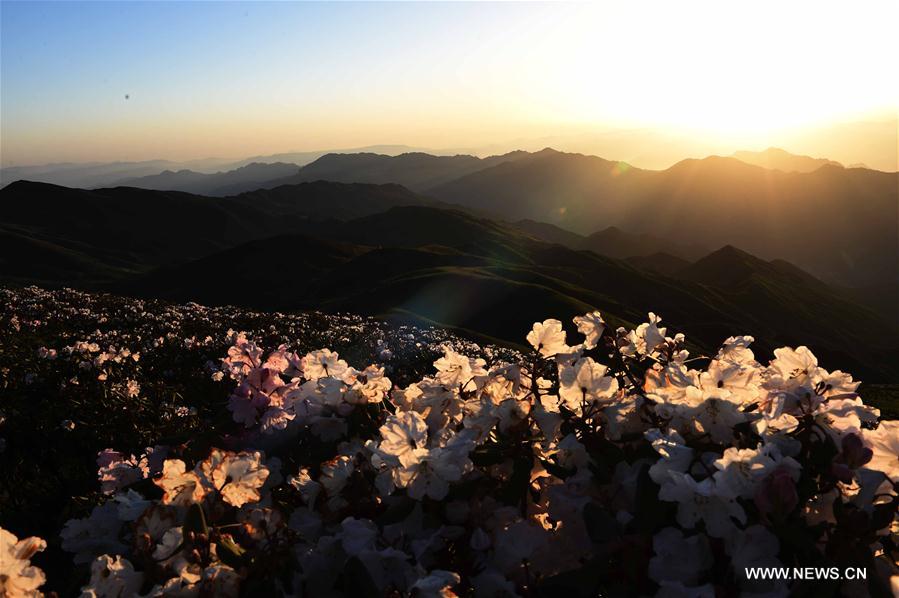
[4,180,896,380]
[427,150,898,289]
[513,220,707,262]
[0,180,435,281]
[625,252,691,276]
[120,206,899,381]
[430,148,650,227]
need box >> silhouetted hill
[430,148,648,226]
[0,180,434,281]
[679,245,828,289]
[732,147,843,173]
[114,162,300,196]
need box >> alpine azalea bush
[1,292,897,596]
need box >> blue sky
[2,1,896,168]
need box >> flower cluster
[1,291,897,596]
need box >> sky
[1,1,897,170]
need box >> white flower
[320,455,355,498]
[61,503,127,564]
[338,517,378,556]
[433,347,486,390]
[97,449,144,495]
[79,555,143,598]
[112,489,152,521]
[346,365,392,404]
[410,569,461,598]
[768,346,819,384]
[646,428,693,485]
[699,359,759,406]
[395,449,448,500]
[301,349,348,381]
[125,378,140,398]
[558,357,618,415]
[864,420,899,482]
[728,525,786,593]
[713,445,799,500]
[621,313,667,357]
[716,335,756,365]
[379,411,429,461]
[648,527,712,584]
[682,386,746,443]
[288,467,322,507]
[199,450,269,507]
[200,563,240,598]
[154,459,206,506]
[389,434,474,501]
[573,311,606,349]
[526,319,568,357]
[0,528,46,598]
[658,472,747,538]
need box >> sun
[529,0,898,138]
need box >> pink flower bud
[755,466,798,522]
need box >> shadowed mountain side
[625,252,692,276]
[845,282,899,325]
[118,206,899,381]
[582,226,708,261]
[678,245,830,290]
[0,227,138,285]
[0,180,436,280]
[513,219,708,262]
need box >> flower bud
[755,466,798,522]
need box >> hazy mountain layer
[112,162,300,196]
[732,147,843,173]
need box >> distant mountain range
[731,147,843,173]
[0,145,429,190]
[112,162,300,196]
[423,149,897,289]
[259,151,531,192]
[1,180,896,381]
[0,159,225,190]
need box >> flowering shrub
[1,288,898,596]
